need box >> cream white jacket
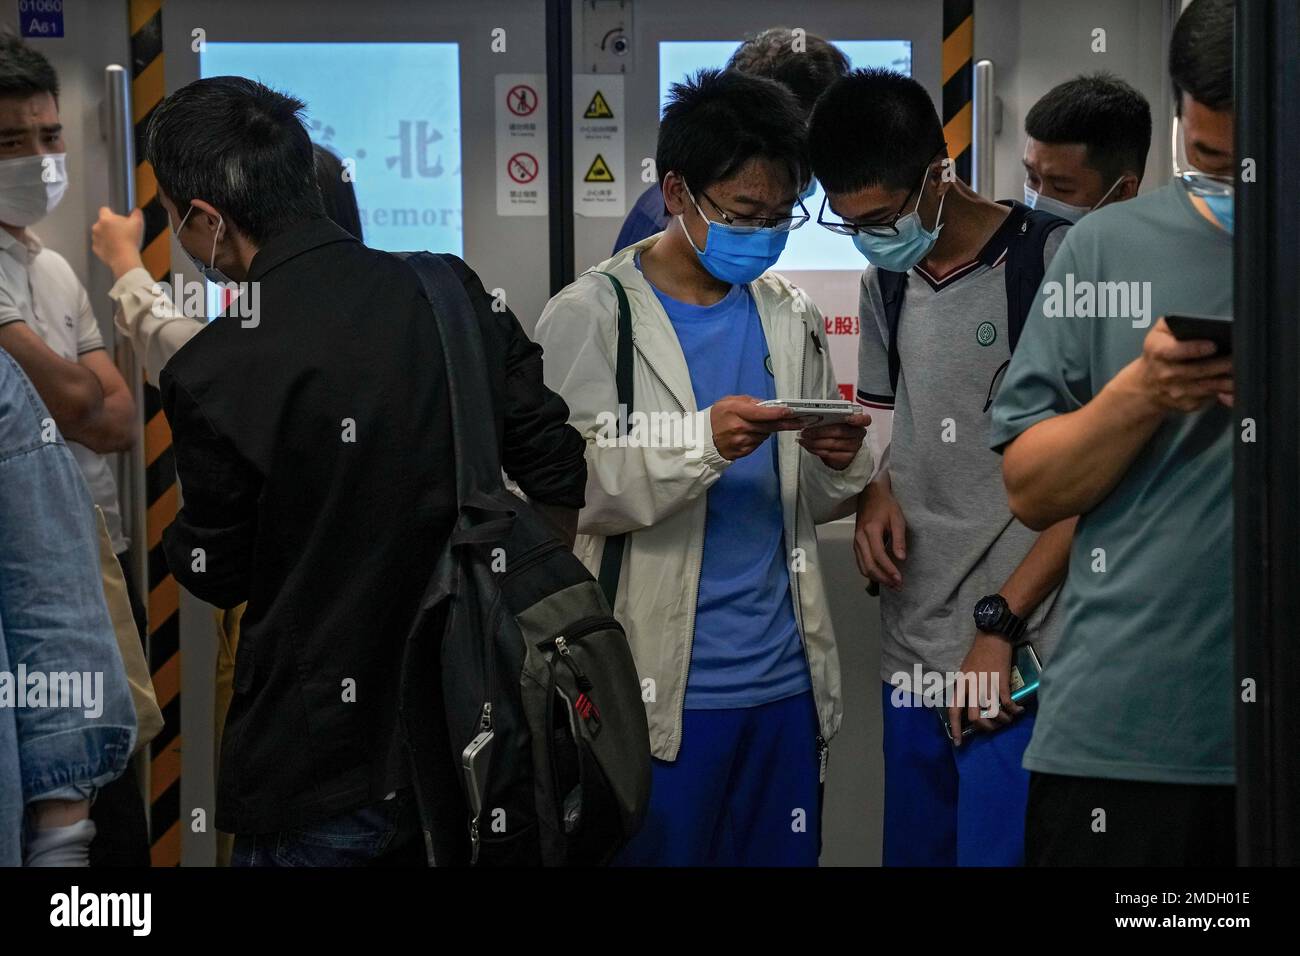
[535,235,873,760]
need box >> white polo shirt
[0,228,128,553]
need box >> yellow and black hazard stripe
[129,0,182,868]
[941,0,974,183]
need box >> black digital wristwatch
[973,594,1027,642]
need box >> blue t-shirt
[639,261,810,709]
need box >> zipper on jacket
[632,342,688,413]
[673,524,705,761]
[791,321,824,745]
[790,322,808,641]
[628,337,701,760]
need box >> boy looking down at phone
[809,69,1079,867]
[536,68,871,866]
[990,0,1236,866]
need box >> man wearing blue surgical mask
[992,0,1237,866]
[809,68,1075,867]
[611,27,849,255]
[538,68,872,866]
[1022,73,1152,223]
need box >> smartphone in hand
[1166,313,1232,356]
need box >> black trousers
[1025,771,1236,866]
[88,554,152,867]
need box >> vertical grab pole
[104,64,148,629]
[972,59,995,198]
[546,0,575,295]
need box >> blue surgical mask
[174,203,231,283]
[679,186,790,285]
[1201,193,1233,233]
[1023,176,1122,223]
[851,165,946,272]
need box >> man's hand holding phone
[947,633,1024,745]
[709,395,802,461]
[797,413,870,471]
[1133,317,1234,412]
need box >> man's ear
[930,156,954,196]
[661,172,688,217]
[188,198,224,232]
[1115,173,1141,202]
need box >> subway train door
[100,0,552,866]
[557,0,1177,866]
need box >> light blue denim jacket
[0,348,136,866]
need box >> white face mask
[0,153,67,227]
[174,203,230,284]
[1023,176,1122,223]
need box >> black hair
[0,31,59,100]
[726,27,850,114]
[145,76,324,244]
[1170,0,1234,114]
[657,68,807,196]
[313,144,363,240]
[808,68,945,194]
[1024,72,1152,182]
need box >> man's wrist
[108,253,145,281]
[1105,358,1166,424]
[973,593,1028,642]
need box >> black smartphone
[1166,313,1233,356]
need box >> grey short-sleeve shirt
[858,208,1068,684]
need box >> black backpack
[395,252,651,867]
[876,200,1070,399]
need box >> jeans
[231,789,426,867]
[0,350,137,865]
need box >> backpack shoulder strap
[583,269,632,611]
[875,269,908,395]
[398,251,502,502]
[1001,201,1070,353]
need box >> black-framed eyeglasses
[816,187,920,238]
[816,147,946,237]
[690,185,810,233]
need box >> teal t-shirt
[989,181,1234,785]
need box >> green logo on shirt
[976,321,997,346]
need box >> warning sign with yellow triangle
[583,90,615,119]
[583,153,615,183]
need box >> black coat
[159,218,586,835]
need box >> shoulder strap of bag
[586,269,632,609]
[1000,201,1070,353]
[876,269,908,395]
[399,252,503,503]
